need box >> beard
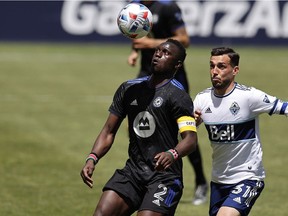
[211,77,231,90]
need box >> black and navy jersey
[109,76,194,178]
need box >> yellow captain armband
[177,116,197,133]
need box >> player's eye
[154,48,161,54]
[162,49,170,56]
[217,63,226,69]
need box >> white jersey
[194,83,288,184]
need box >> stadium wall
[1,0,288,46]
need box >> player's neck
[149,74,172,88]
[214,82,236,96]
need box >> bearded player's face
[209,55,239,92]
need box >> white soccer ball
[117,3,153,39]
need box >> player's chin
[212,81,222,88]
[151,64,159,72]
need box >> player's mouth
[212,76,221,82]
[152,59,159,65]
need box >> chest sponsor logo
[209,125,235,141]
[206,119,256,142]
[133,111,156,138]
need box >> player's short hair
[166,38,186,62]
[211,47,240,67]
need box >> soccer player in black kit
[128,0,208,205]
[81,39,198,216]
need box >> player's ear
[175,60,183,70]
[232,66,239,75]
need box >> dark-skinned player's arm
[132,26,190,50]
[154,116,197,171]
[80,113,123,188]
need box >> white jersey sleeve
[249,87,288,116]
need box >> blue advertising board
[1,0,287,45]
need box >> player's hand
[194,110,203,126]
[154,152,174,171]
[80,160,95,188]
[128,50,138,66]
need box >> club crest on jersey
[230,102,240,115]
[153,97,163,107]
[263,95,270,103]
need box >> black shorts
[103,162,183,215]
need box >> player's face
[209,55,239,94]
[151,42,179,75]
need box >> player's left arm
[270,99,288,116]
[154,116,197,171]
[175,116,198,156]
[250,88,288,116]
[173,94,198,157]
[170,26,190,48]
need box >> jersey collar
[213,82,237,98]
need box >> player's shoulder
[197,87,213,96]
[234,83,254,91]
[118,76,149,91]
[125,76,149,86]
[234,83,262,97]
[157,0,174,5]
[167,79,191,102]
[170,78,186,91]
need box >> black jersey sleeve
[170,90,194,121]
[108,82,126,118]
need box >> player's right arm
[193,94,204,126]
[194,110,203,126]
[131,26,189,50]
[171,26,190,48]
[80,113,123,188]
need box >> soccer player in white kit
[193,47,288,216]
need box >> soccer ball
[117,3,153,39]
